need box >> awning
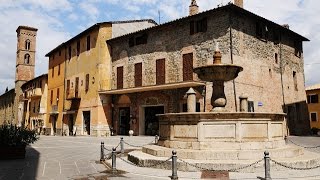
[99,81,205,95]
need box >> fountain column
[211,80,227,111]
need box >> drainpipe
[279,32,285,110]
[229,9,238,112]
[111,94,114,136]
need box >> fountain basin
[194,64,243,82]
[157,112,286,150]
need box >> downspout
[229,9,238,112]
[279,32,285,110]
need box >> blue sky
[0,0,319,93]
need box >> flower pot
[0,145,26,159]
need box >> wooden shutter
[117,66,123,89]
[75,77,79,97]
[183,53,193,81]
[156,59,165,85]
[135,63,142,87]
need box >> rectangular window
[183,53,193,81]
[294,40,302,57]
[307,94,319,104]
[85,74,89,92]
[52,67,54,77]
[77,41,80,56]
[256,22,268,40]
[190,18,207,35]
[248,101,255,112]
[135,33,148,45]
[134,63,142,87]
[50,90,53,104]
[68,46,71,60]
[156,59,165,85]
[293,71,298,91]
[58,64,60,75]
[310,112,317,122]
[75,77,79,97]
[66,80,70,96]
[117,66,123,89]
[86,35,90,51]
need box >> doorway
[119,107,130,135]
[144,106,164,136]
[83,111,90,135]
[68,114,74,136]
[51,116,57,135]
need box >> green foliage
[0,124,39,147]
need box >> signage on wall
[258,102,263,106]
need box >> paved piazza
[0,135,320,180]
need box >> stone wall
[0,89,15,124]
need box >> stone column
[211,81,226,111]
[186,88,196,112]
[239,95,248,112]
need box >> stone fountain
[128,45,320,172]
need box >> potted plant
[0,124,39,159]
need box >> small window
[87,35,91,51]
[156,59,165,85]
[190,17,207,35]
[293,71,298,91]
[307,94,319,104]
[24,54,30,64]
[248,101,255,112]
[58,64,60,76]
[117,66,123,89]
[310,112,317,122]
[256,22,268,40]
[183,53,193,81]
[134,63,142,87]
[25,39,31,50]
[275,53,278,64]
[294,40,302,57]
[85,74,89,92]
[135,33,148,45]
[77,41,80,56]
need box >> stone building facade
[306,84,320,130]
[45,20,156,136]
[21,74,48,132]
[0,26,38,126]
[103,3,310,135]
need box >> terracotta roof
[21,74,48,90]
[306,84,320,91]
[107,3,309,43]
[45,19,157,57]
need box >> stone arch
[117,94,131,105]
[24,54,30,64]
[25,39,31,50]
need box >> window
[117,66,123,89]
[85,74,89,92]
[24,54,30,64]
[50,90,53,104]
[77,41,80,56]
[135,33,148,45]
[25,39,31,50]
[190,17,207,35]
[307,94,319,104]
[310,112,317,122]
[75,77,79,97]
[57,88,59,101]
[275,53,278,64]
[293,71,298,91]
[87,35,91,51]
[256,22,268,40]
[52,67,54,77]
[156,59,165,85]
[58,64,60,75]
[248,101,255,112]
[134,63,142,87]
[183,53,193,81]
[294,40,302,57]
[68,46,72,60]
[66,80,70,96]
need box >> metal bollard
[100,142,105,161]
[264,151,272,180]
[112,147,116,172]
[120,137,124,154]
[155,135,159,145]
[171,150,178,180]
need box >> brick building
[45,20,156,136]
[0,26,38,126]
[101,1,310,135]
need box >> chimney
[234,0,243,8]
[282,24,290,29]
[189,0,199,16]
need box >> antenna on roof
[158,10,161,24]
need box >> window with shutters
[66,80,70,96]
[307,94,318,104]
[183,53,193,81]
[190,17,207,35]
[310,112,317,122]
[75,77,79,97]
[117,66,123,89]
[156,59,165,85]
[85,74,89,92]
[135,63,142,87]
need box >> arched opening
[24,54,30,64]
[25,39,31,50]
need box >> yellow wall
[47,48,65,135]
[306,89,320,129]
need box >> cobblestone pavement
[0,135,319,180]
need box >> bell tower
[14,26,37,125]
[189,0,199,16]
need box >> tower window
[25,39,31,50]
[293,71,298,91]
[24,54,30,64]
